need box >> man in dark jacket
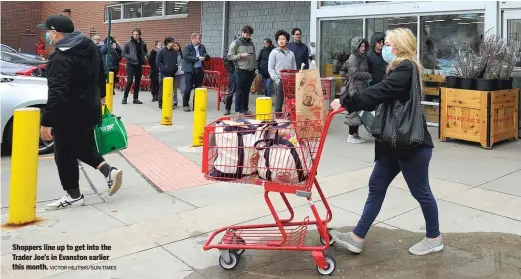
[223,34,241,115]
[37,15,123,210]
[182,33,209,112]
[366,32,387,86]
[288,28,309,70]
[122,28,148,104]
[156,36,178,109]
[100,36,120,95]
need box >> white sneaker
[347,134,364,144]
[354,133,366,143]
[107,168,123,196]
[45,194,85,210]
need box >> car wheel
[2,117,54,156]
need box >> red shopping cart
[202,108,346,276]
[280,70,334,121]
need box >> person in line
[257,38,275,97]
[172,42,186,109]
[100,36,120,95]
[227,25,256,115]
[343,36,371,144]
[223,34,241,116]
[122,28,148,105]
[330,28,442,256]
[37,15,123,210]
[148,40,162,102]
[366,32,387,86]
[156,37,178,109]
[288,28,309,70]
[268,29,297,115]
[182,33,209,112]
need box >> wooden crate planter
[440,88,519,149]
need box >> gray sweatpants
[273,80,284,113]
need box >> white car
[1,74,53,155]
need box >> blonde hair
[385,28,424,92]
[191,33,201,40]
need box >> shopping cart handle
[330,107,346,115]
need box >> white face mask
[382,45,397,63]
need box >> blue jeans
[353,147,440,239]
[263,78,272,97]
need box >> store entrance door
[502,10,521,137]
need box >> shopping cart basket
[201,108,346,276]
[280,69,334,121]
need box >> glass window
[321,1,364,6]
[165,1,189,16]
[420,14,484,75]
[366,16,418,40]
[320,19,363,76]
[506,19,521,69]
[142,2,163,17]
[123,3,142,19]
[105,5,122,21]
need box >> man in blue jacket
[182,33,209,112]
[156,36,178,109]
[288,28,309,70]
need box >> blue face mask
[45,32,54,45]
[382,45,396,63]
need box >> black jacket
[366,33,388,86]
[340,60,434,161]
[156,47,178,76]
[257,46,274,78]
[148,49,158,73]
[123,36,148,65]
[42,31,105,129]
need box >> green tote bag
[94,106,128,155]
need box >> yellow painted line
[39,155,54,160]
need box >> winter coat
[42,31,105,129]
[366,32,387,86]
[257,45,275,78]
[123,36,148,65]
[342,36,372,126]
[182,43,209,73]
[148,49,158,73]
[288,41,309,70]
[227,37,256,71]
[156,47,178,76]
[100,37,120,73]
[340,60,434,161]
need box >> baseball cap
[37,15,74,33]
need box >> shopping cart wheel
[316,255,336,276]
[232,236,246,256]
[319,228,336,246]
[219,250,240,270]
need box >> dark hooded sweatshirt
[366,32,387,86]
[42,31,105,129]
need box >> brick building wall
[38,1,201,53]
[1,1,43,52]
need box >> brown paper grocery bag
[295,67,325,139]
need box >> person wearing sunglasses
[367,33,387,86]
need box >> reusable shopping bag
[94,105,128,155]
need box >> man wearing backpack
[156,36,178,109]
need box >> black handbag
[368,62,425,148]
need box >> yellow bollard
[105,71,114,113]
[8,108,40,225]
[192,87,208,147]
[256,97,273,120]
[161,77,174,125]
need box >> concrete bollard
[161,77,174,126]
[192,88,208,147]
[256,97,273,120]
[8,108,40,225]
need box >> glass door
[503,10,521,71]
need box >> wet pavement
[192,227,521,279]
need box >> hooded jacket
[342,36,372,126]
[366,32,387,86]
[100,37,120,72]
[227,37,256,71]
[42,31,105,129]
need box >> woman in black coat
[148,40,162,102]
[330,28,442,257]
[256,38,275,96]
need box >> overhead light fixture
[452,18,461,21]
[471,21,484,24]
[434,19,445,22]
[458,22,471,25]
[425,20,434,23]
